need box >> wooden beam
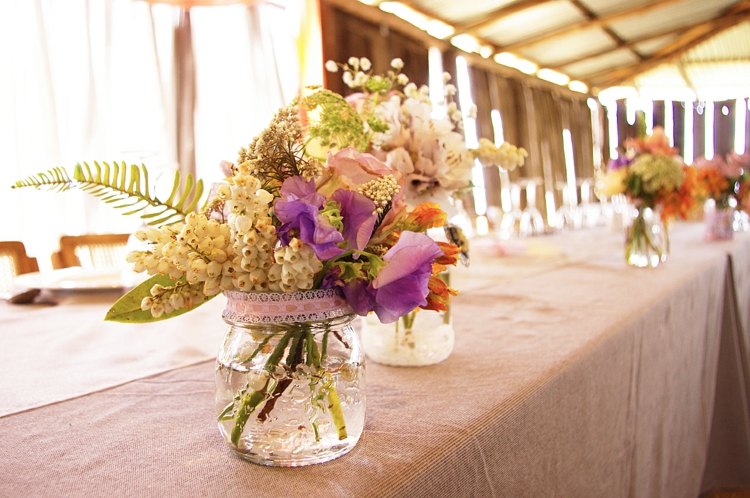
[500,0,685,52]
[590,10,750,87]
[454,0,555,35]
[567,0,644,62]
[547,22,706,71]
[319,0,589,99]
[588,5,750,85]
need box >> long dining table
[1,222,749,497]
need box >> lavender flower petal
[332,189,377,251]
[343,279,377,316]
[280,176,325,207]
[274,198,344,259]
[373,273,428,323]
[373,231,441,288]
[369,231,442,323]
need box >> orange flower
[370,202,447,247]
[435,241,460,266]
[661,166,697,222]
[402,203,447,232]
[696,167,730,201]
[422,275,458,312]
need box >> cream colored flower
[629,154,684,194]
[268,238,322,292]
[598,168,628,197]
[474,137,528,171]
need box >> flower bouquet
[694,154,747,240]
[13,74,461,465]
[738,154,750,230]
[599,127,693,267]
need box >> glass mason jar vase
[216,289,365,466]
[361,307,454,366]
[625,203,668,268]
[704,200,735,241]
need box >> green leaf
[104,274,215,323]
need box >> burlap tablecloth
[1,224,748,497]
[0,291,226,417]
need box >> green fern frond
[13,167,75,192]
[12,161,207,227]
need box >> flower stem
[257,328,307,422]
[402,310,417,331]
[229,331,293,447]
[326,380,348,440]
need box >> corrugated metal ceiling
[396,0,750,97]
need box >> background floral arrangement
[599,126,694,220]
[325,58,526,209]
[694,152,750,210]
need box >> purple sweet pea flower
[281,176,325,207]
[331,189,377,252]
[275,176,344,260]
[343,231,441,323]
[608,156,631,170]
[343,279,377,317]
[320,266,343,290]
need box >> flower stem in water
[229,331,293,446]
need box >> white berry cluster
[268,237,323,292]
[403,82,431,105]
[223,174,278,292]
[325,57,410,92]
[357,174,400,213]
[139,281,205,318]
[128,211,235,317]
[475,137,528,171]
[128,213,232,290]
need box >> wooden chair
[51,234,131,269]
[0,241,39,292]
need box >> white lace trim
[222,289,354,324]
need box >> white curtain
[0,0,299,269]
[191,1,297,185]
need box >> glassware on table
[495,178,545,238]
[704,199,736,241]
[734,209,749,232]
[578,179,604,228]
[554,182,583,230]
[497,181,523,239]
[518,178,545,236]
[216,289,365,466]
